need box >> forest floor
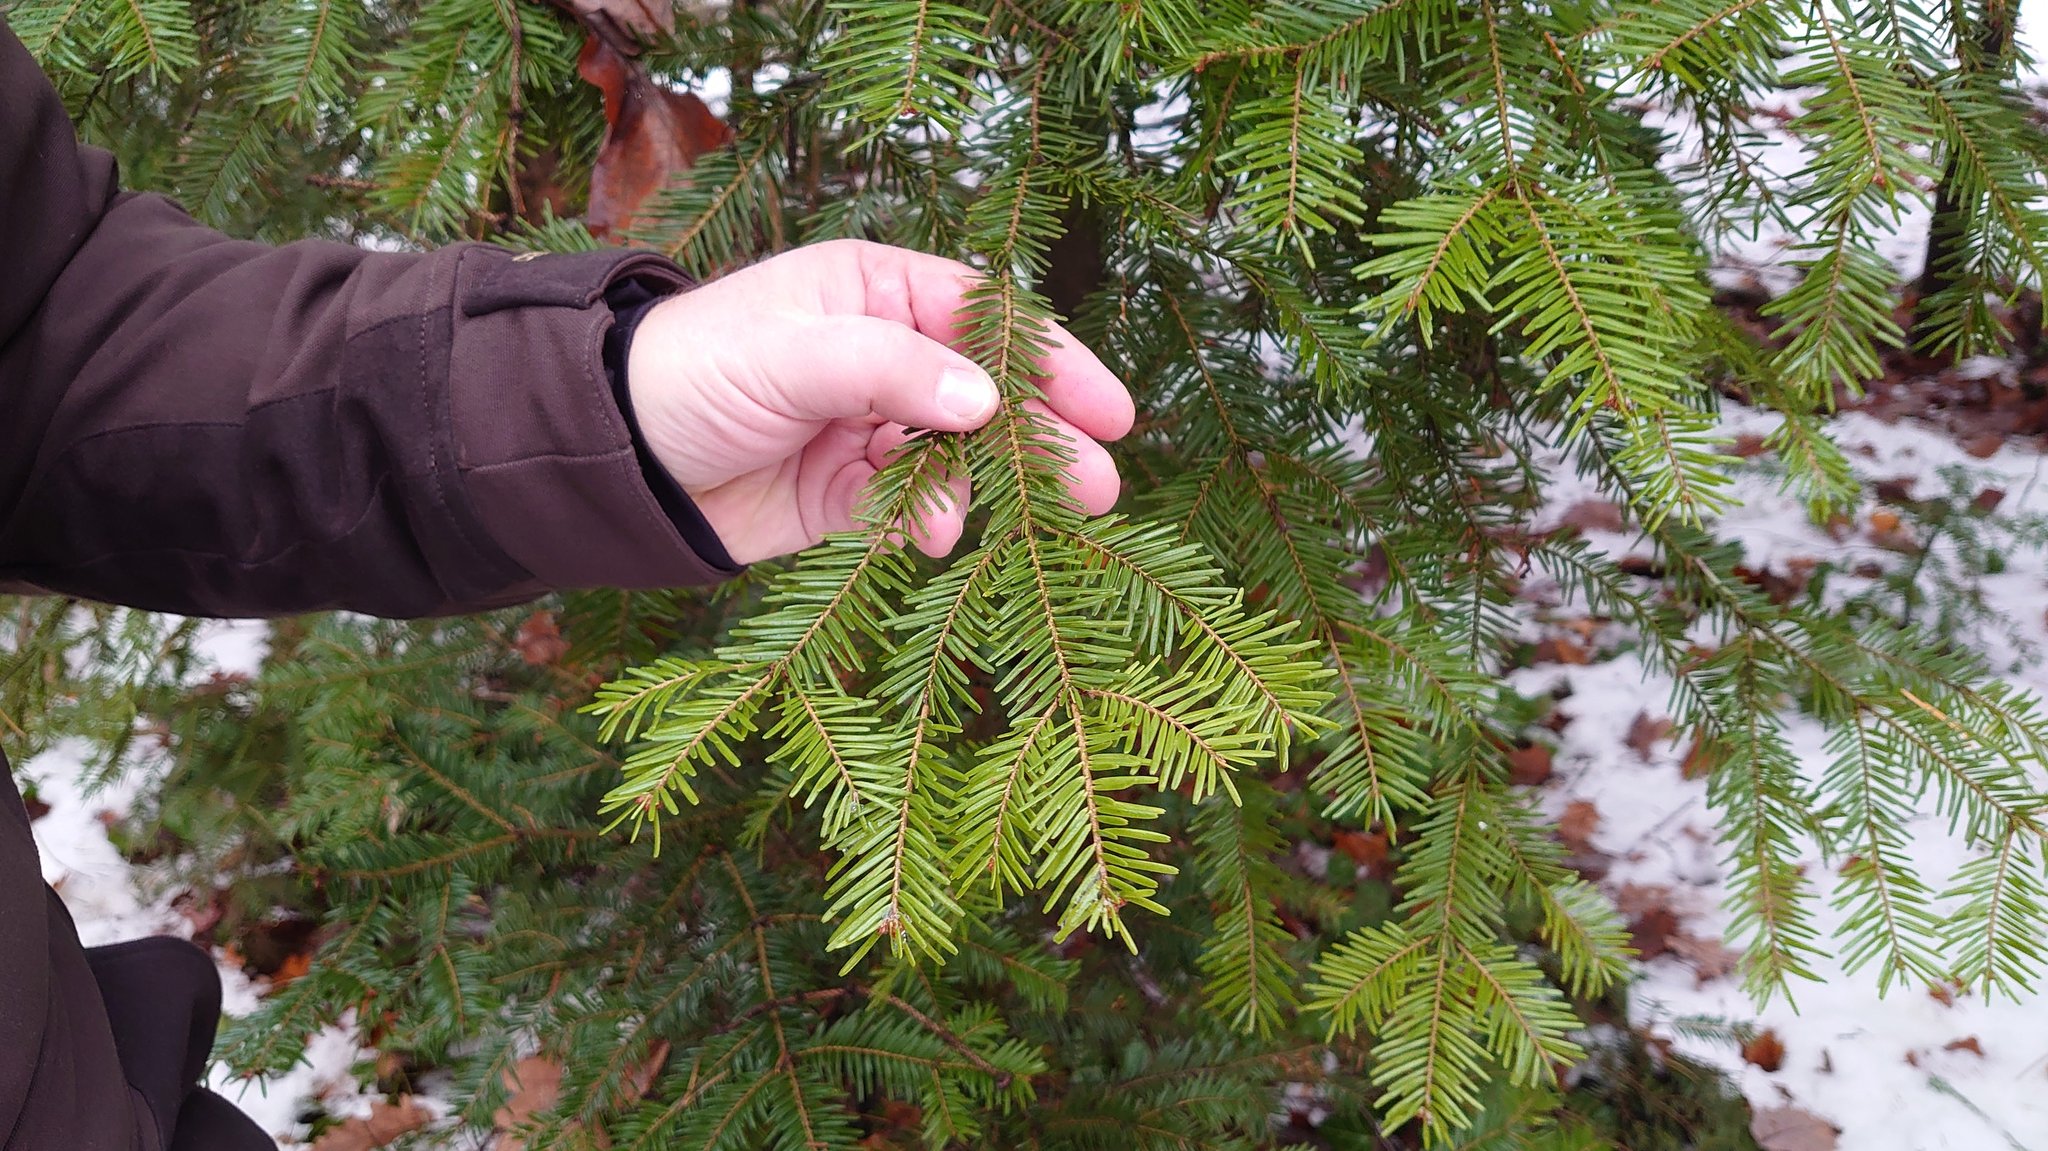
[1522,355,2048,1151]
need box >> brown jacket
[2,19,727,1149]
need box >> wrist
[603,277,741,576]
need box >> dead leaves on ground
[1750,1105,1840,1151]
[1330,828,1391,878]
[492,1056,563,1151]
[491,1043,669,1149]
[514,611,571,667]
[1558,800,1600,853]
[1741,1029,1786,1072]
[1559,499,1628,534]
[1943,1035,1985,1057]
[1625,711,1675,760]
[1507,742,1554,785]
[1668,933,1743,983]
[310,1097,433,1151]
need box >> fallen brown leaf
[1506,743,1554,786]
[312,1096,432,1151]
[1625,712,1675,760]
[1724,433,1771,458]
[1331,829,1390,874]
[271,951,313,989]
[1962,431,2006,459]
[1680,734,1720,780]
[494,1056,563,1151]
[514,611,570,667]
[1750,1106,1837,1151]
[1628,905,1681,961]
[1560,499,1627,533]
[1943,1035,1984,1057]
[1530,636,1591,665]
[1612,883,1669,919]
[1669,934,1742,985]
[1734,559,1818,605]
[1742,1028,1786,1072]
[1557,800,1600,852]
[1617,555,1664,578]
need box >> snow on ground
[1523,409,2048,1151]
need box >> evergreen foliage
[6,0,2048,1145]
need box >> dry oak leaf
[493,1056,562,1151]
[514,611,570,667]
[1530,635,1592,665]
[270,951,314,989]
[1724,432,1771,458]
[1749,1106,1838,1151]
[1331,829,1390,875]
[1628,905,1681,961]
[1962,431,2006,459]
[1557,800,1600,853]
[1742,1028,1786,1072]
[1625,711,1675,760]
[1506,742,1554,786]
[1669,933,1743,985]
[1612,882,1681,958]
[1680,734,1720,780]
[1559,499,1627,533]
[311,1096,433,1151]
[578,37,733,241]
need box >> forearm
[0,21,733,618]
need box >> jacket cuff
[444,246,740,591]
[601,278,739,573]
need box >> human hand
[624,239,1135,565]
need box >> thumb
[748,314,1001,431]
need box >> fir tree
[6,0,2048,1145]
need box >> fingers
[799,405,1118,561]
[859,402,1120,541]
[1020,401,1120,515]
[780,240,1139,442]
[754,314,1001,433]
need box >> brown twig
[305,173,378,190]
[880,994,1014,1088]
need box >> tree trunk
[1913,0,2020,350]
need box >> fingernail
[937,365,999,422]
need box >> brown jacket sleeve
[0,21,732,619]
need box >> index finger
[806,240,1137,442]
